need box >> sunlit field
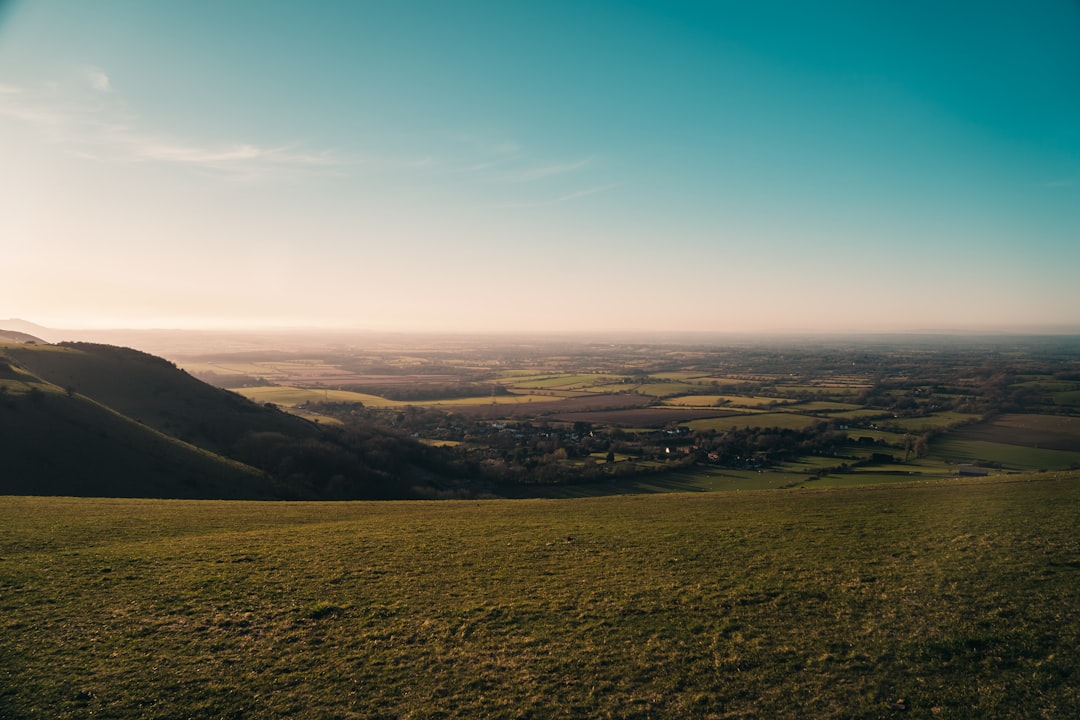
[3,474,1077,718]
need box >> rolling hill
[0,328,45,344]
[0,352,279,498]
[2,341,322,455]
[0,342,453,500]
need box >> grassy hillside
[0,328,44,344]
[0,355,279,498]
[1,475,1077,718]
[0,342,470,500]
[2,342,320,455]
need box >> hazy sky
[2,1,1079,334]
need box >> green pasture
[683,412,823,432]
[180,361,286,377]
[495,370,548,379]
[505,373,626,390]
[930,438,1080,471]
[1052,390,1080,407]
[663,394,788,408]
[831,409,892,421]
[286,408,343,426]
[779,385,862,396]
[811,472,939,487]
[1012,379,1078,391]
[882,412,982,432]
[717,397,794,408]
[786,400,862,412]
[699,376,759,385]
[234,385,563,409]
[648,371,712,381]
[633,382,703,398]
[234,385,398,407]
[3,478,1078,718]
[843,428,908,445]
[780,455,852,471]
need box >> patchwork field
[952,413,1080,451]
[931,439,1080,471]
[684,413,825,432]
[3,476,1078,718]
[661,394,789,409]
[170,338,1080,489]
[234,385,564,408]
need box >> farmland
[2,475,1078,718]
[180,334,1080,488]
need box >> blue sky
[2,1,1078,333]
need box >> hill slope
[2,342,320,455]
[0,342,464,500]
[0,355,279,498]
[0,328,45,344]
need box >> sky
[1,1,1079,335]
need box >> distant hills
[0,339,452,500]
[0,328,44,344]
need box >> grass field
[843,428,909,445]
[883,412,982,432]
[1052,390,1080,406]
[684,413,824,432]
[2,476,1078,718]
[785,400,863,412]
[503,374,626,390]
[662,394,786,409]
[235,385,398,406]
[830,409,892,421]
[632,382,703,398]
[931,438,1080,471]
[954,413,1080,451]
[234,385,563,409]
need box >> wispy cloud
[0,74,343,180]
[132,140,339,170]
[503,157,593,183]
[1,72,610,192]
[82,66,111,92]
[495,183,618,209]
[438,135,609,206]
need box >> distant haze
[2,2,1078,334]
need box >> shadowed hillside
[0,342,467,500]
[0,356,278,498]
[2,342,321,455]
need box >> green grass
[633,382,703,398]
[780,385,864,395]
[504,374,625,390]
[2,477,1078,718]
[883,412,982,432]
[1052,389,1080,407]
[785,400,863,412]
[930,438,1080,471]
[235,385,561,408]
[684,412,824,432]
[844,428,909,445]
[831,409,891,420]
[648,371,712,381]
[0,359,273,498]
[235,385,398,406]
